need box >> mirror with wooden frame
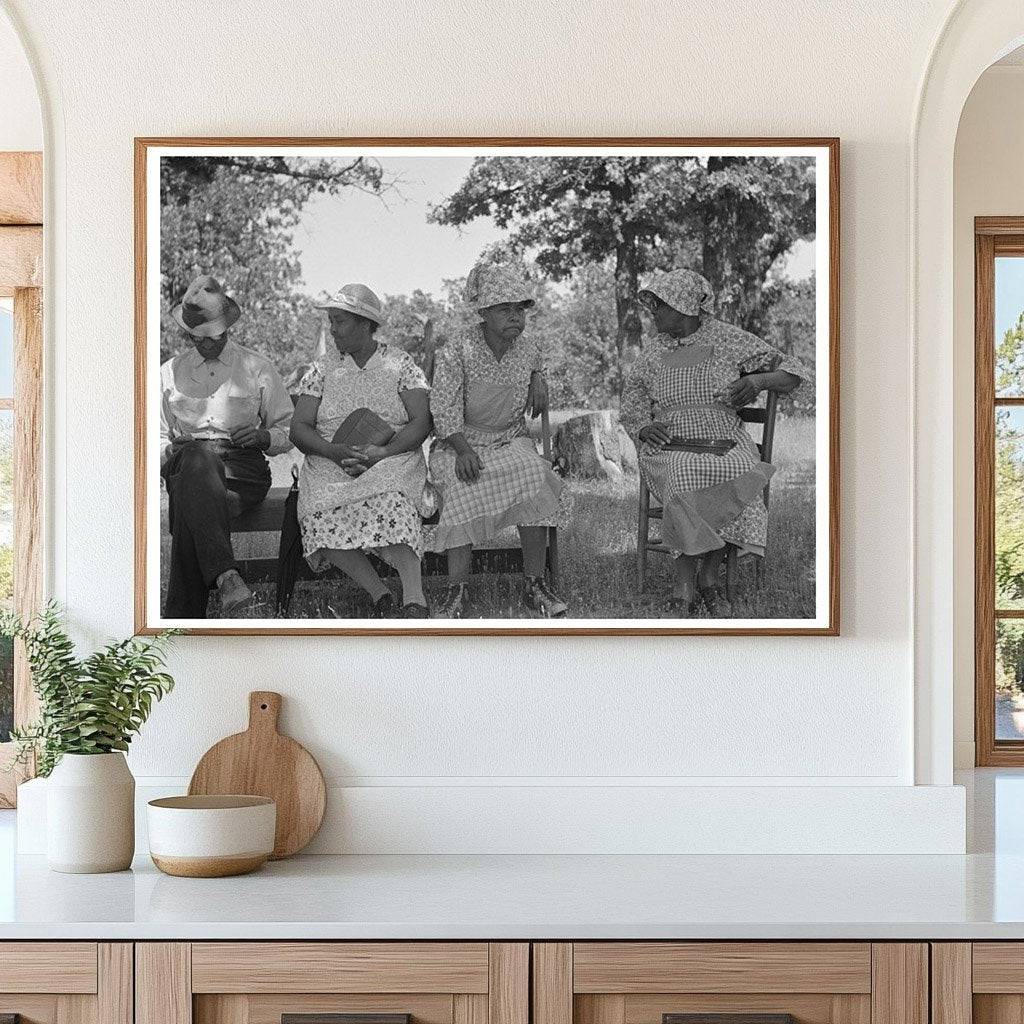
[0,150,43,807]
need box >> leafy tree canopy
[997,408,1024,609]
[429,155,816,376]
[160,156,390,375]
[997,310,1024,396]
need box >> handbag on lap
[661,438,736,456]
[331,407,395,447]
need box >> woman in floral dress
[290,283,434,618]
[428,261,567,619]
[621,268,811,615]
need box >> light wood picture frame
[135,137,840,636]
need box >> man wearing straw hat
[159,275,294,618]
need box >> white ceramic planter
[46,752,135,873]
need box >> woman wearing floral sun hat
[621,268,812,616]
[427,259,568,619]
[289,283,435,619]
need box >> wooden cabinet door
[137,943,528,1024]
[934,943,1024,1024]
[534,943,927,1024]
[0,942,132,1024]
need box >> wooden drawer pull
[665,1016,796,1024]
[283,1016,411,1024]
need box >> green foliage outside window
[996,316,1024,616]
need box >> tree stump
[553,410,638,479]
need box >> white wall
[0,0,973,851]
[952,64,1024,768]
[0,8,40,150]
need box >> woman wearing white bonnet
[621,267,811,615]
[428,259,568,618]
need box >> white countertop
[1,769,1021,941]
[1,849,1023,940]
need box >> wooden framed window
[0,151,43,806]
[976,217,1024,765]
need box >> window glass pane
[0,409,11,742]
[996,256,1024,396]
[997,407,1024,610]
[997,620,1024,740]
[0,302,12,399]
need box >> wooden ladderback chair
[539,407,560,582]
[635,389,779,596]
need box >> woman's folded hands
[326,441,397,477]
[638,421,673,448]
[329,441,368,477]
[455,447,484,483]
[349,443,390,473]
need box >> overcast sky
[294,156,814,300]
[0,302,12,397]
[296,156,498,300]
[997,256,1024,342]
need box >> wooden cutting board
[188,691,326,859]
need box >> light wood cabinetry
[0,938,945,1024]
[533,944,927,1024]
[136,943,528,1024]
[0,942,132,1024]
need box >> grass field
[161,415,817,621]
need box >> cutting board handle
[248,691,282,734]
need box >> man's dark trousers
[161,440,271,618]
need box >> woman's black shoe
[523,576,568,617]
[664,594,697,617]
[370,592,397,618]
[436,582,468,618]
[697,584,732,617]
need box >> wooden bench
[230,486,542,583]
[230,349,560,597]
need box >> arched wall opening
[914,0,1024,784]
[952,45,1024,768]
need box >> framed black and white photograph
[134,137,839,636]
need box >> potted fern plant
[2,604,177,873]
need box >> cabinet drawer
[534,943,926,1024]
[0,942,98,993]
[973,943,1024,992]
[191,943,490,993]
[572,943,872,994]
[139,942,528,1024]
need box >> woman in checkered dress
[620,269,811,615]
[427,261,568,619]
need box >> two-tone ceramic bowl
[147,795,276,877]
